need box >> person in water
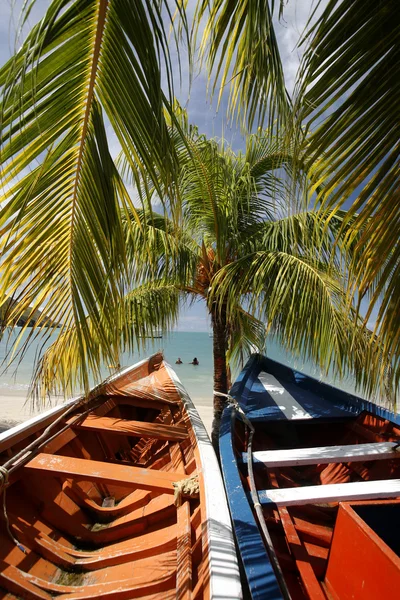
[175,357,183,364]
[190,357,199,365]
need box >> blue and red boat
[220,354,400,599]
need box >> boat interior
[235,409,400,599]
[0,356,207,600]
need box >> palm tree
[194,0,400,394]
[294,0,400,392]
[0,0,393,428]
[32,122,381,445]
[0,0,289,396]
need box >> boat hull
[0,353,241,599]
[220,354,400,599]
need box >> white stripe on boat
[251,441,400,467]
[165,363,242,600]
[260,478,400,506]
[259,372,313,419]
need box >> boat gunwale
[164,361,243,600]
[219,405,284,600]
[0,355,161,452]
[233,353,400,426]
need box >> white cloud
[273,1,326,95]
[174,314,209,332]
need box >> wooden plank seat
[244,441,400,467]
[23,454,183,494]
[258,478,400,507]
[69,414,188,441]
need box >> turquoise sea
[0,329,374,404]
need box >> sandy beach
[0,391,213,436]
[0,393,55,433]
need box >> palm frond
[257,210,355,267]
[0,0,186,392]
[212,249,392,400]
[31,281,181,401]
[295,0,400,387]
[226,307,266,371]
[194,0,291,129]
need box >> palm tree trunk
[211,304,228,452]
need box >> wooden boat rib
[0,352,241,600]
[220,354,400,600]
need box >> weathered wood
[24,454,183,494]
[107,394,179,409]
[291,515,332,548]
[0,398,82,454]
[258,478,400,507]
[64,484,151,519]
[176,501,192,600]
[170,443,186,474]
[247,441,400,467]
[0,556,176,600]
[70,415,188,441]
[41,428,78,454]
[0,562,52,600]
[278,508,326,600]
[75,525,177,570]
[59,553,176,599]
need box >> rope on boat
[2,397,96,476]
[0,466,26,553]
[173,475,200,507]
[214,391,255,432]
[222,391,292,600]
[0,465,8,494]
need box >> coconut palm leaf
[212,248,390,399]
[31,281,181,401]
[194,0,291,128]
[225,307,267,370]
[0,0,185,391]
[256,210,355,266]
[295,0,400,387]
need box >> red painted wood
[24,453,182,493]
[325,503,400,599]
[107,394,179,409]
[70,414,188,441]
[278,507,327,600]
[0,562,52,600]
[64,483,151,519]
[176,501,192,600]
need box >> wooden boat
[220,353,400,600]
[0,352,241,600]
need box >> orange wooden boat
[0,353,241,600]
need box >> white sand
[191,398,213,435]
[0,393,55,433]
[0,392,213,436]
